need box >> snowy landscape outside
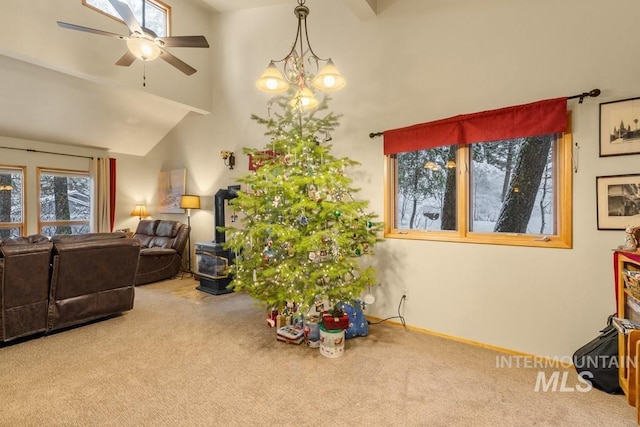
[396,136,556,235]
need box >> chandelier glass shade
[312,60,346,91]
[256,0,345,109]
[256,61,290,93]
[289,86,319,109]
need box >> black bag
[572,315,622,394]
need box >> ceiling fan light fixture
[127,37,161,61]
[56,0,208,76]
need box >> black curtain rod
[567,88,601,103]
[369,88,601,139]
[0,145,93,160]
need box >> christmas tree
[224,96,382,315]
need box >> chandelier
[256,0,346,110]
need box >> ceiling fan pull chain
[143,64,147,87]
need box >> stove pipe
[214,185,240,244]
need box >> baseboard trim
[365,315,573,369]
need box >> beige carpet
[0,278,635,426]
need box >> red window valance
[383,97,568,155]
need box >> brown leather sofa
[0,232,140,343]
[133,219,189,285]
[0,235,52,342]
[48,233,140,331]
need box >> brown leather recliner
[0,235,52,342]
[133,220,189,285]
[48,233,140,331]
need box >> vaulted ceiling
[0,0,379,156]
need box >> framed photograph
[158,168,186,214]
[600,97,640,157]
[596,174,640,230]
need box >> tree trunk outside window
[54,176,72,235]
[494,136,552,233]
[441,145,457,230]
[0,174,11,239]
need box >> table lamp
[130,204,149,221]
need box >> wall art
[158,168,186,214]
[600,97,640,157]
[596,173,640,230]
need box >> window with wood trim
[38,168,91,237]
[83,0,171,37]
[384,99,572,248]
[0,166,26,239]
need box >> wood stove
[195,242,234,295]
[195,185,239,295]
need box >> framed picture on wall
[600,97,640,157]
[596,174,640,230]
[158,168,186,214]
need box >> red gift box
[322,313,349,330]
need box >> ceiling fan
[57,0,209,76]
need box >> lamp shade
[256,62,289,93]
[127,37,161,61]
[312,60,346,92]
[180,195,201,210]
[130,204,149,218]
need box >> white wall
[142,0,640,358]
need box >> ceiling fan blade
[107,0,143,35]
[156,36,210,48]
[57,21,126,40]
[159,49,197,76]
[115,50,137,67]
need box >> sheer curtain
[90,157,116,232]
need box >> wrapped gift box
[277,325,304,345]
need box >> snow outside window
[38,168,91,237]
[386,123,572,248]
